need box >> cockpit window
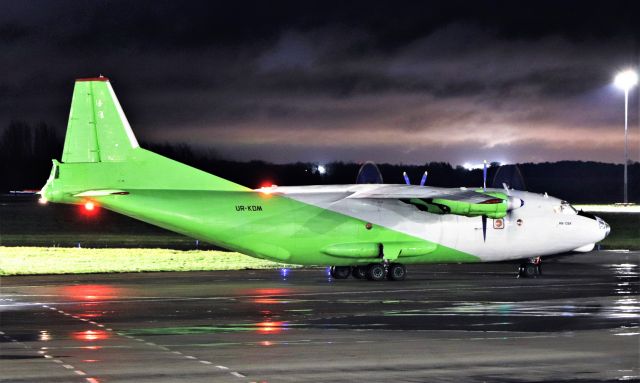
[559,200,577,214]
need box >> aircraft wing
[347,185,500,204]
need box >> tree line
[1,121,638,203]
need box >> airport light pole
[614,69,638,204]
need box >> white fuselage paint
[267,184,611,262]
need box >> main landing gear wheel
[352,266,367,279]
[518,258,542,278]
[366,263,387,281]
[387,263,407,281]
[330,266,351,279]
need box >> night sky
[1,0,639,165]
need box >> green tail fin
[44,77,247,202]
[62,76,139,163]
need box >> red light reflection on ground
[256,321,286,334]
[77,312,103,318]
[254,288,290,295]
[253,298,286,304]
[62,285,123,301]
[72,330,110,342]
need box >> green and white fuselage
[41,78,610,269]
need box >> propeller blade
[419,171,428,186]
[482,160,487,191]
[482,215,487,242]
[403,171,411,185]
[502,182,511,196]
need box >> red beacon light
[80,200,99,216]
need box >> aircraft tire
[518,262,539,278]
[366,263,386,281]
[387,263,407,281]
[330,266,351,279]
[352,266,367,279]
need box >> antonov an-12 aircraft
[40,77,611,280]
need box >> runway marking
[230,372,245,378]
[146,342,157,346]
[3,320,98,380]
[216,365,229,370]
[184,355,197,359]
[172,351,183,355]
[200,360,212,365]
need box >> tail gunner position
[41,77,611,280]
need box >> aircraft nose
[595,216,610,238]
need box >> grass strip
[0,247,289,276]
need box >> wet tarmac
[1,250,638,382]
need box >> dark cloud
[0,0,639,165]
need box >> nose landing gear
[518,257,542,278]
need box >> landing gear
[387,263,407,281]
[366,263,387,281]
[329,266,351,279]
[330,263,408,281]
[518,257,542,278]
[351,266,367,279]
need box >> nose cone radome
[596,216,610,239]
